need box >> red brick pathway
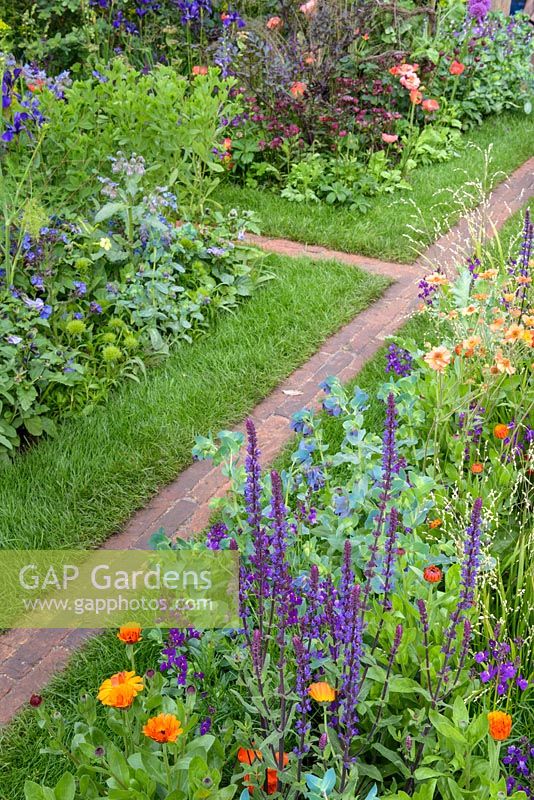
[0,158,532,726]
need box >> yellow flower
[98,670,144,708]
[308,681,336,703]
[0,19,10,31]
[99,237,112,251]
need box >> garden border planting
[0,156,532,728]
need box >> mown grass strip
[216,112,534,262]
[0,254,388,551]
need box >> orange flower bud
[487,711,512,741]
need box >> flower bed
[22,212,533,799]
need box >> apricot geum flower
[97,671,144,708]
[423,345,451,372]
[143,713,183,743]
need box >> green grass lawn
[0,254,388,551]
[215,112,534,262]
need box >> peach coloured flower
[192,65,208,76]
[28,78,46,93]
[400,72,420,90]
[472,293,489,301]
[98,671,144,708]
[471,462,484,474]
[290,81,307,98]
[478,269,498,280]
[304,53,316,65]
[447,310,459,320]
[423,565,442,583]
[493,424,509,440]
[503,293,516,303]
[494,351,515,375]
[487,711,512,741]
[489,317,505,332]
[516,274,532,285]
[308,682,336,703]
[422,98,439,112]
[409,89,423,105]
[299,0,317,15]
[382,132,399,143]
[423,345,451,372]
[426,272,449,286]
[503,323,524,343]
[461,304,478,316]
[390,62,418,76]
[510,307,522,318]
[463,335,481,350]
[117,623,142,644]
[524,315,534,326]
[223,137,232,150]
[449,60,465,75]
[266,15,282,29]
[143,713,183,743]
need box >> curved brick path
[0,158,532,726]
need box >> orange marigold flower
[308,682,336,703]
[423,565,442,583]
[423,345,451,372]
[449,60,465,75]
[487,711,512,741]
[429,518,442,529]
[143,713,183,743]
[117,623,142,644]
[494,424,509,440]
[98,671,144,708]
[471,462,484,474]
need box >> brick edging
[0,157,532,726]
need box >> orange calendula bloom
[423,565,442,583]
[488,711,512,741]
[423,345,451,372]
[308,682,336,703]
[471,462,484,474]
[143,713,183,743]
[117,623,142,644]
[494,424,509,440]
[429,518,442,529]
[97,671,144,708]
